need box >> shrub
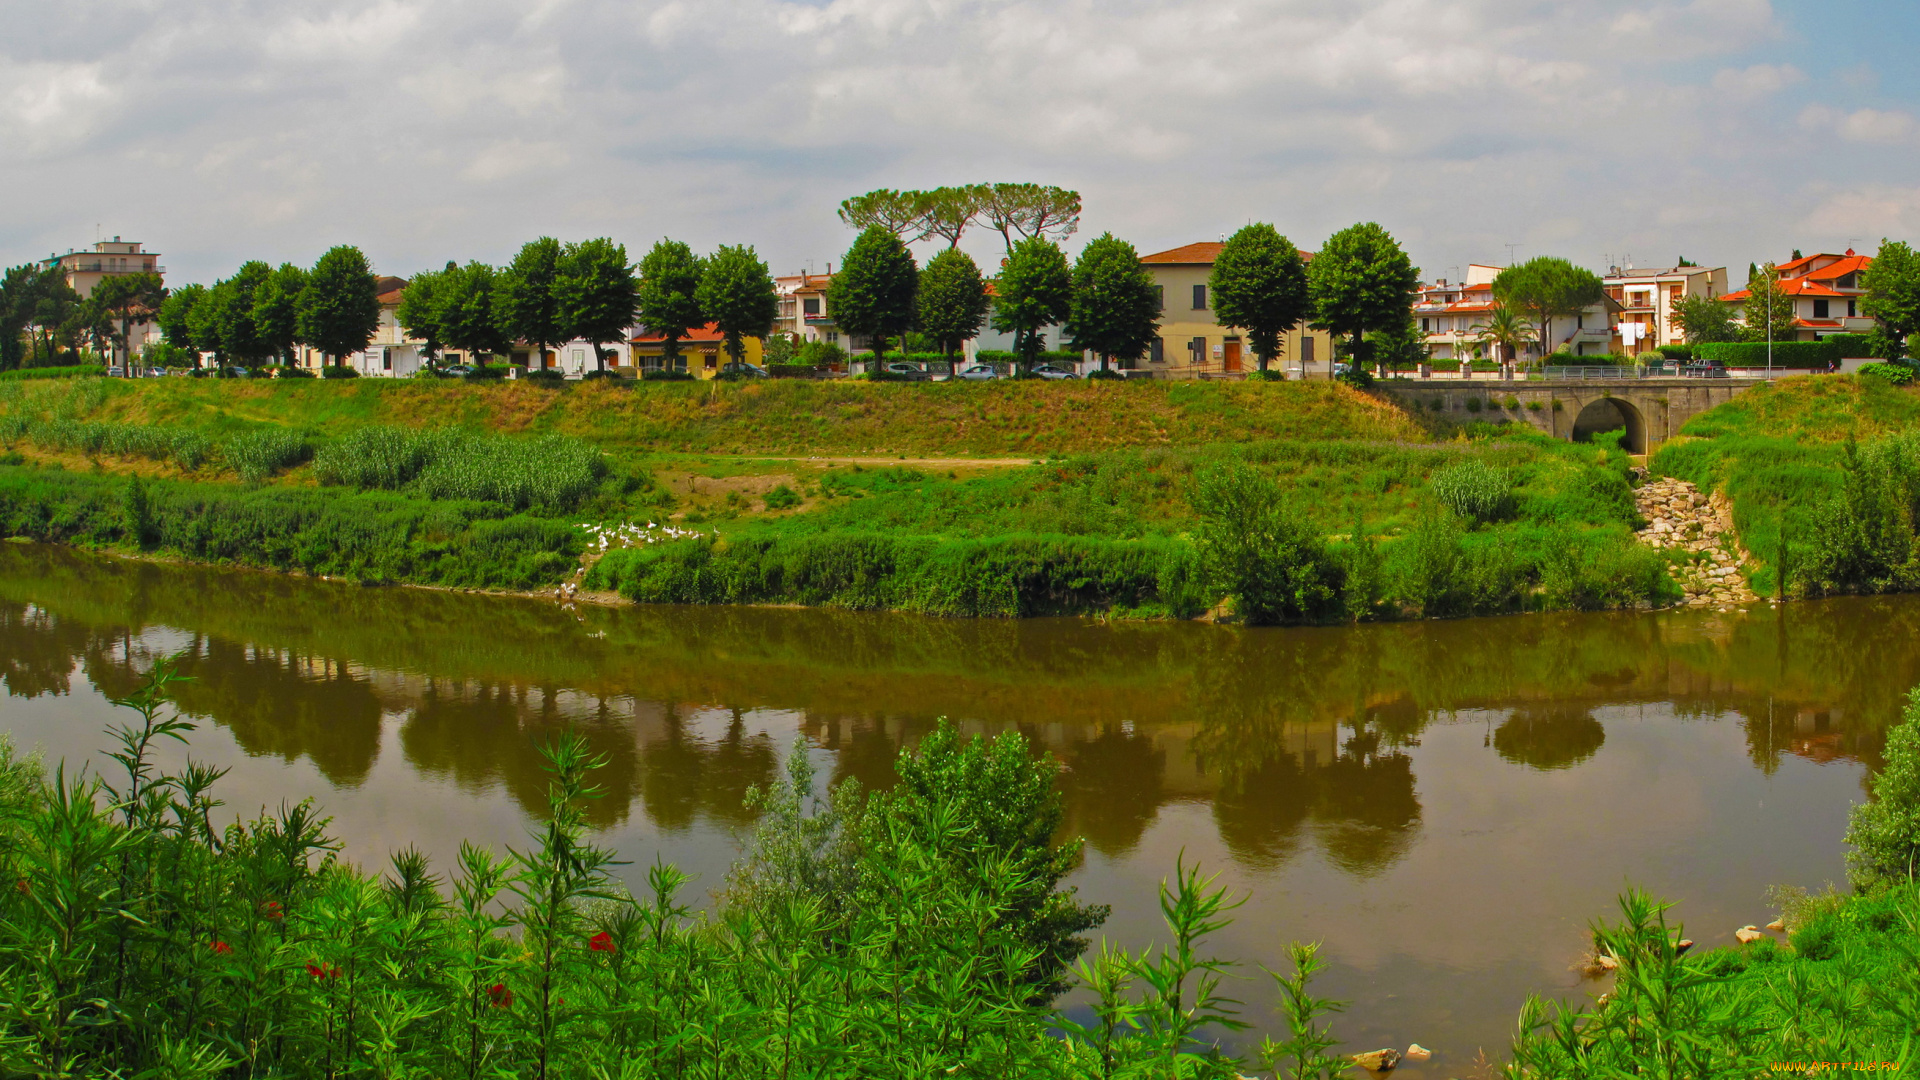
[1086,368,1125,380]
[640,369,696,381]
[276,366,315,378]
[1190,462,1342,623]
[1657,344,1694,361]
[320,365,360,379]
[763,484,801,510]
[1696,340,1841,369]
[1804,435,1920,594]
[1388,512,1523,617]
[1859,361,1916,386]
[1825,333,1875,358]
[1845,685,1920,890]
[224,428,312,483]
[1430,459,1514,523]
[521,368,567,385]
[578,369,619,381]
[795,340,849,367]
[1465,396,1483,413]
[1634,351,1664,367]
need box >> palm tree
[1475,304,1536,370]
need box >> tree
[186,282,227,364]
[696,244,779,366]
[828,227,919,358]
[1490,256,1603,361]
[1863,239,1920,363]
[1308,223,1420,382]
[636,240,706,373]
[157,283,207,367]
[1208,224,1310,373]
[1670,293,1742,345]
[992,237,1072,373]
[205,263,274,367]
[1473,304,1535,364]
[1741,263,1796,349]
[25,271,80,366]
[251,263,308,366]
[979,184,1081,253]
[440,262,510,365]
[918,185,988,248]
[556,239,636,373]
[494,238,566,370]
[395,264,448,363]
[297,245,380,367]
[1065,233,1160,372]
[84,272,166,368]
[837,190,927,243]
[1367,314,1427,371]
[0,265,36,371]
[1844,686,1920,890]
[915,248,991,361]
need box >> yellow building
[1139,242,1336,378]
[630,322,764,378]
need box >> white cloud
[1711,63,1803,98]
[1803,186,1920,241]
[1800,105,1919,145]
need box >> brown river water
[0,541,1901,1074]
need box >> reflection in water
[1494,709,1607,771]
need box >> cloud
[10,0,1906,287]
[1803,185,1920,241]
[1800,105,1919,145]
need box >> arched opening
[1570,397,1646,453]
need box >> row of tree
[0,265,169,370]
[156,247,381,368]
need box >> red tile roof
[1141,242,1225,264]
[1801,254,1870,283]
[631,321,727,345]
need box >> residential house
[1137,242,1335,377]
[773,271,843,350]
[630,322,763,378]
[294,277,632,376]
[1603,263,1729,352]
[41,237,167,364]
[1417,263,1620,361]
[1720,250,1875,341]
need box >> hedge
[1823,333,1876,358]
[1696,341,1840,369]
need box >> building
[1720,250,1875,341]
[41,237,163,299]
[1137,242,1335,377]
[630,322,763,378]
[773,271,842,350]
[1417,263,1621,361]
[1603,264,1730,352]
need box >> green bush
[1086,368,1125,380]
[224,429,313,483]
[640,369,696,381]
[521,368,567,385]
[276,366,315,379]
[795,340,849,367]
[1657,344,1694,361]
[1845,685,1920,890]
[1430,459,1514,523]
[1825,333,1875,358]
[763,484,801,510]
[1859,361,1916,386]
[1804,435,1920,594]
[319,365,360,379]
[1191,462,1342,623]
[1697,340,1841,369]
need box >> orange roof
[1796,318,1843,328]
[1723,278,1849,302]
[1802,254,1870,282]
[631,321,727,344]
[1141,242,1225,264]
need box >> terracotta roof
[1801,254,1871,282]
[1141,242,1224,264]
[1724,278,1850,302]
[1721,289,1750,302]
[377,289,405,306]
[631,321,727,345]
[1796,318,1843,328]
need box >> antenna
[1503,242,1519,264]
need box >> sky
[3,0,1917,286]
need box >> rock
[1674,939,1693,955]
[1592,952,1619,971]
[1766,918,1786,932]
[1735,925,1765,945]
[1405,1044,1433,1062]
[1351,1049,1402,1072]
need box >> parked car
[880,362,929,382]
[718,361,768,379]
[1682,361,1729,379]
[221,366,254,379]
[440,364,476,376]
[1029,363,1078,380]
[954,364,998,381]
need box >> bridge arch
[1570,396,1647,454]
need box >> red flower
[261,901,284,921]
[306,963,341,981]
[487,983,513,1009]
[588,931,616,954]
[210,940,233,955]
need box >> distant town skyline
[4,0,1917,287]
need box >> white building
[1603,264,1729,352]
[1414,263,1619,361]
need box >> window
[1192,284,1207,310]
[803,298,820,315]
[1813,299,1830,319]
[1189,336,1207,364]
[1300,336,1314,365]
[572,349,586,365]
[1576,314,1584,330]
[382,347,392,371]
[1155,285,1165,310]
[1849,299,1858,318]
[1420,318,1430,332]
[1149,337,1164,363]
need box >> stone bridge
[1380,378,1763,454]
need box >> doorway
[1223,340,1242,372]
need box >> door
[1223,340,1242,372]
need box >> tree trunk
[1349,330,1363,379]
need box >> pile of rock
[1632,478,1761,608]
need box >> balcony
[65,262,165,274]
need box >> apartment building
[1603,264,1729,352]
[1137,242,1335,377]
[1415,263,1619,360]
[772,271,842,349]
[1720,250,1875,341]
[41,237,164,299]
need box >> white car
[954,364,998,381]
[881,362,930,381]
[1029,363,1078,380]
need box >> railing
[1543,366,1641,380]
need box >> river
[0,540,1899,1074]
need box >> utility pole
[1766,265,1774,378]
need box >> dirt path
[757,455,1041,468]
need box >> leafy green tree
[297,245,380,368]
[0,265,35,371]
[156,282,205,366]
[209,262,274,366]
[1474,304,1536,363]
[25,271,80,366]
[440,262,510,365]
[395,264,449,362]
[993,237,1072,373]
[1845,685,1920,890]
[250,263,309,366]
[83,272,166,368]
[837,190,928,243]
[1741,263,1797,348]
[1192,461,1342,623]
[1208,223,1310,373]
[556,239,636,373]
[1671,293,1743,345]
[1863,239,1920,362]
[1309,222,1420,381]
[918,185,989,248]
[828,226,919,358]
[916,248,990,360]
[636,239,705,372]
[979,184,1082,253]
[1367,314,1427,371]
[1065,233,1160,372]
[494,238,566,370]
[696,244,779,365]
[1491,256,1604,362]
